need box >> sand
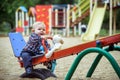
[0,36,120,80]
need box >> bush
[0,21,11,36]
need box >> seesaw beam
[30,34,120,66]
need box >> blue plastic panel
[9,32,26,57]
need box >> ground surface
[0,36,120,80]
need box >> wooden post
[55,9,58,27]
[15,11,18,29]
[109,0,113,36]
[66,4,70,37]
[22,11,25,35]
[78,4,82,36]
[26,12,29,35]
[113,9,116,34]
[49,8,52,35]
[63,8,66,27]
[90,0,93,18]
[72,8,76,36]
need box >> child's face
[34,26,46,36]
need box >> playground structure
[9,32,120,79]
[15,0,120,37]
[15,0,90,36]
[28,7,36,33]
[81,0,120,41]
[81,1,107,41]
[12,0,120,79]
[15,6,29,35]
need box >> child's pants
[21,52,34,69]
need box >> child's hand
[41,35,52,40]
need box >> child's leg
[21,52,33,74]
[51,60,57,73]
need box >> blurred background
[0,0,120,36]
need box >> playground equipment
[65,41,120,79]
[28,7,36,33]
[81,2,107,41]
[15,0,120,37]
[9,32,120,79]
[49,4,68,36]
[36,5,52,34]
[80,0,120,41]
[48,3,90,36]
[69,0,90,36]
[48,1,90,36]
[15,6,29,35]
[15,2,90,36]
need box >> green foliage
[116,8,120,28]
[81,16,90,24]
[99,29,108,36]
[0,0,76,34]
[0,0,40,33]
[0,22,11,32]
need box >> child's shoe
[25,67,33,74]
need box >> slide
[81,3,107,42]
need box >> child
[21,21,51,74]
[81,24,87,34]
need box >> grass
[100,29,120,36]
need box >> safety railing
[69,0,90,24]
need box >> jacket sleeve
[29,33,40,43]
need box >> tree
[0,0,40,32]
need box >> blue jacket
[22,33,50,55]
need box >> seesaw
[32,33,120,64]
[9,32,120,79]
